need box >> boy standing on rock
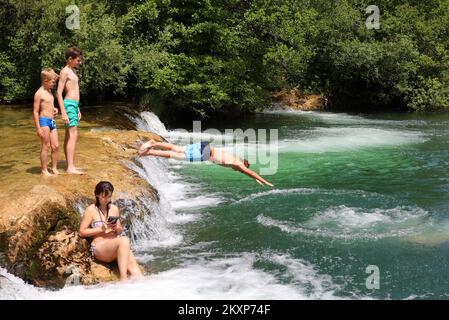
[57,46,84,174]
[33,68,60,176]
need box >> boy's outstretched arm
[237,165,274,187]
[56,69,68,124]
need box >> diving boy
[57,46,83,174]
[33,68,60,176]
[139,140,274,186]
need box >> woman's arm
[109,205,123,235]
[79,206,105,238]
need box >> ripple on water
[234,188,432,240]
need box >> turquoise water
[3,107,449,300]
[168,110,449,299]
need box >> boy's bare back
[211,149,244,167]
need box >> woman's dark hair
[94,181,114,213]
[243,159,250,168]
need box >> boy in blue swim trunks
[138,140,274,186]
[33,68,60,176]
[56,46,84,174]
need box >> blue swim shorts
[184,141,212,162]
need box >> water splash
[257,203,430,240]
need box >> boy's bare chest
[41,91,54,103]
[67,73,79,83]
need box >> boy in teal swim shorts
[57,46,83,174]
[33,68,60,176]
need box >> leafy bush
[1,0,448,113]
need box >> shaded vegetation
[1,0,448,116]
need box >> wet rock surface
[0,108,163,287]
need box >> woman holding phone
[79,181,143,281]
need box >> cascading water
[3,107,449,300]
[128,111,168,136]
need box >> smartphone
[107,216,119,225]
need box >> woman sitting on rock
[79,181,143,281]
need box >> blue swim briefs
[39,116,56,131]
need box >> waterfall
[128,111,168,136]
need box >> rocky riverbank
[0,110,162,287]
[271,89,328,111]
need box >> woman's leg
[127,251,144,278]
[116,237,131,280]
[92,237,132,281]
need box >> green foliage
[406,76,449,112]
[71,2,131,96]
[1,0,448,113]
[0,52,27,102]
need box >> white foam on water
[261,253,342,300]
[171,194,225,211]
[256,214,310,235]
[234,188,377,205]
[306,205,426,229]
[124,146,225,250]
[129,157,224,213]
[0,253,347,300]
[234,188,318,204]
[165,130,234,145]
[122,161,185,249]
[199,127,426,161]
[120,110,230,248]
[277,127,427,153]
[257,204,429,240]
[128,110,234,145]
[127,197,184,249]
[0,267,44,300]
[263,108,428,127]
[134,254,156,264]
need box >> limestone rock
[36,228,119,286]
[0,129,161,287]
[271,88,328,111]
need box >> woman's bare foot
[66,168,84,175]
[129,274,144,281]
[52,168,60,175]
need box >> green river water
[2,106,449,300]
